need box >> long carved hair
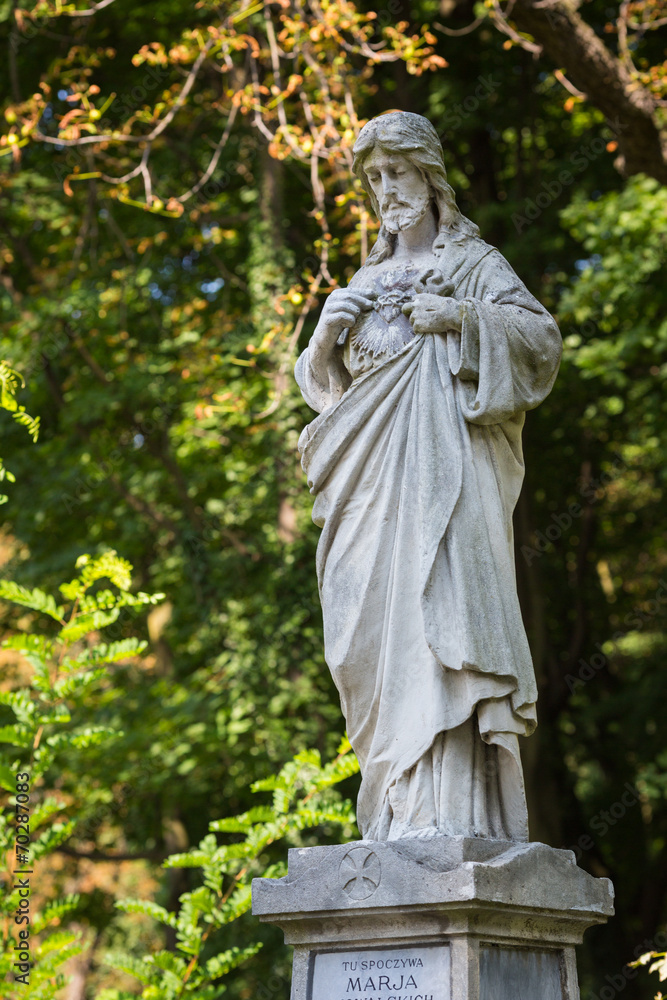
[352,111,480,266]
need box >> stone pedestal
[252,837,614,1000]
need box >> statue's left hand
[402,293,464,335]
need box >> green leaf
[218,883,252,924]
[34,894,81,933]
[102,951,156,986]
[0,690,35,723]
[115,899,178,928]
[0,581,63,621]
[60,551,134,600]
[209,806,274,833]
[37,929,81,958]
[30,796,69,831]
[145,949,187,975]
[31,821,77,859]
[63,637,148,668]
[0,762,17,791]
[3,633,54,659]
[0,724,32,748]
[53,667,108,699]
[46,726,116,750]
[205,943,261,979]
[58,608,120,643]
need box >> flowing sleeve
[446,249,562,425]
[294,343,352,414]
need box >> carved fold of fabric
[296,238,562,841]
[299,334,536,839]
[372,716,528,842]
[294,344,350,413]
[454,253,562,426]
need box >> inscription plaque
[308,943,450,1000]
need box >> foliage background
[0,0,666,997]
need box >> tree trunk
[509,0,667,183]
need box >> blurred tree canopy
[0,0,666,997]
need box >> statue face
[363,147,432,235]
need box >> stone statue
[295,111,562,843]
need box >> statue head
[352,111,479,264]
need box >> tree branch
[503,0,667,182]
[62,0,118,15]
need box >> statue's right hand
[311,287,377,351]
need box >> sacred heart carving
[352,265,416,359]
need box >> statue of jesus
[295,112,562,843]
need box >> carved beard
[380,188,431,234]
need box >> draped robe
[295,235,562,841]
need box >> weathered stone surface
[479,946,563,1000]
[252,837,613,999]
[252,837,614,923]
[265,111,613,998]
[295,111,563,842]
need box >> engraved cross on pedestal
[339,847,381,900]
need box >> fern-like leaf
[0,581,63,621]
[205,944,262,979]
[58,608,120,644]
[115,899,178,929]
[33,894,81,933]
[102,951,156,986]
[209,806,274,833]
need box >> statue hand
[311,287,377,353]
[402,293,464,335]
